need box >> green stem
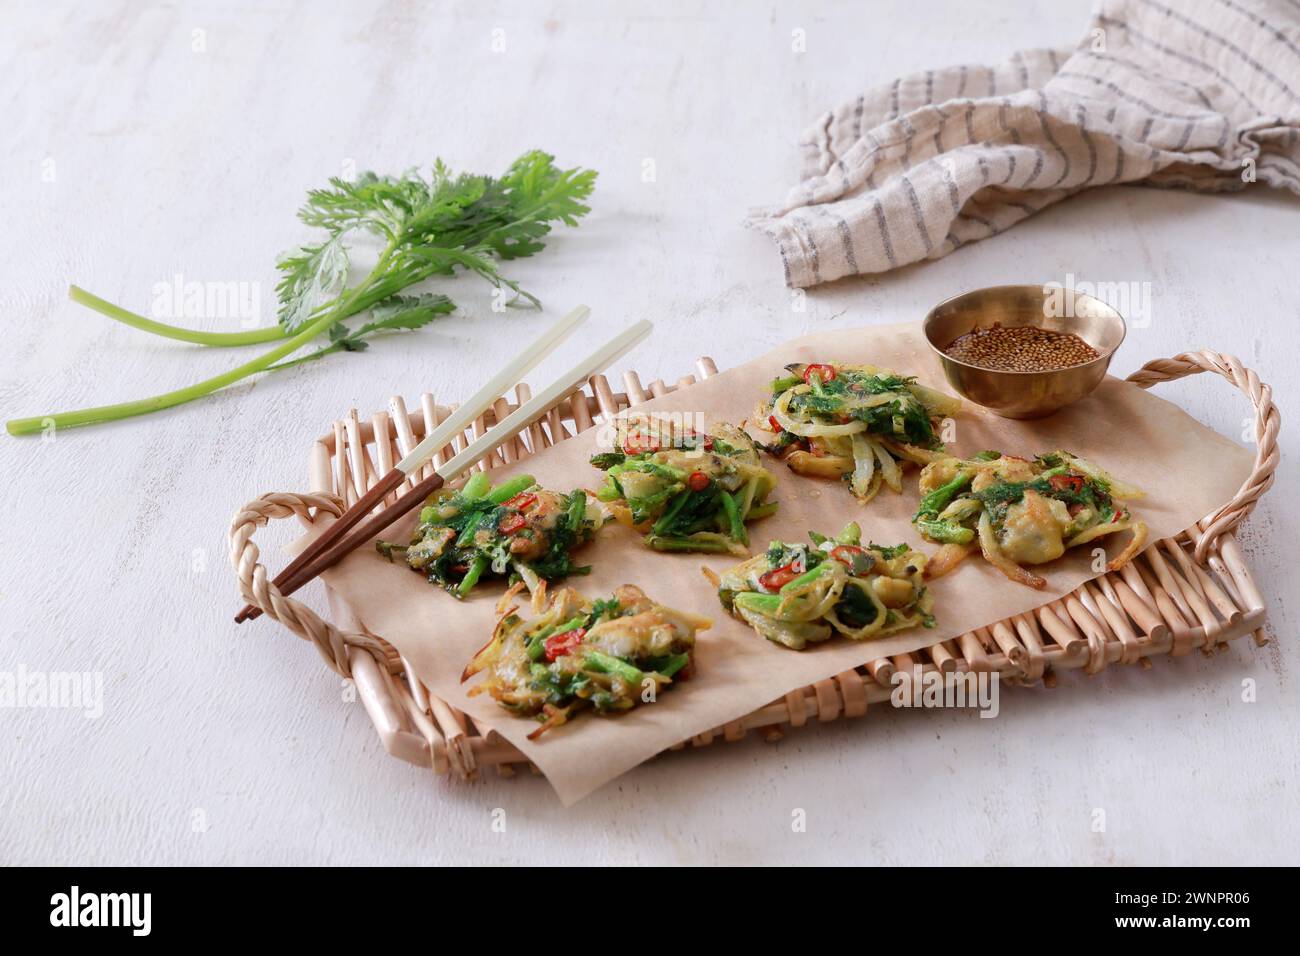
[69,285,288,347]
[7,251,393,436]
[651,489,693,536]
[459,471,492,500]
[654,653,690,679]
[719,489,746,545]
[779,563,831,594]
[916,470,974,518]
[646,533,735,553]
[734,592,782,615]
[914,518,975,545]
[486,474,536,504]
[455,514,485,549]
[456,555,489,597]
[582,651,644,685]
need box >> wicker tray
[229,349,1278,780]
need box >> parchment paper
[310,322,1253,804]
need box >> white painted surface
[2,0,1296,866]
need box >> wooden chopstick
[237,317,653,622]
[234,306,590,623]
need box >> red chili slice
[830,545,875,575]
[679,429,714,451]
[543,628,586,662]
[803,363,837,385]
[1048,474,1085,494]
[623,432,662,456]
[498,513,528,535]
[768,415,783,433]
[758,563,799,592]
[504,492,537,510]
[687,471,711,492]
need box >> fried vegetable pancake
[756,363,961,505]
[378,471,607,598]
[591,421,777,554]
[462,584,711,738]
[713,522,935,650]
[912,449,1148,589]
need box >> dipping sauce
[943,323,1099,372]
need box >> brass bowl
[923,284,1127,419]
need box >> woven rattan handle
[228,492,397,675]
[1125,350,1279,564]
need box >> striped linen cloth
[749,0,1300,287]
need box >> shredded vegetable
[713,522,935,650]
[377,472,607,598]
[756,362,960,505]
[912,450,1148,589]
[462,584,711,738]
[591,421,778,554]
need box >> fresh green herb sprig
[7,150,596,435]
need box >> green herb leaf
[267,293,455,369]
[275,235,351,333]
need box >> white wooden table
[3,0,1296,866]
